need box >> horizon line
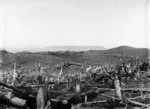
[0,45,150,53]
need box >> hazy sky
[0,0,150,50]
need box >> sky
[0,0,150,51]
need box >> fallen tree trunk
[125,97,150,108]
[0,82,35,99]
[0,82,36,109]
[0,82,23,94]
[0,93,27,109]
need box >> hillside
[105,46,149,57]
[0,50,16,69]
[0,46,149,70]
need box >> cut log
[8,97,27,108]
[0,93,27,109]
[0,82,36,109]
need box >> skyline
[0,0,150,51]
[1,45,150,53]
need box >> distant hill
[105,46,149,57]
[4,46,106,53]
[80,46,149,65]
[109,46,136,51]
[1,46,149,69]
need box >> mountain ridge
[0,45,149,70]
[1,45,150,53]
